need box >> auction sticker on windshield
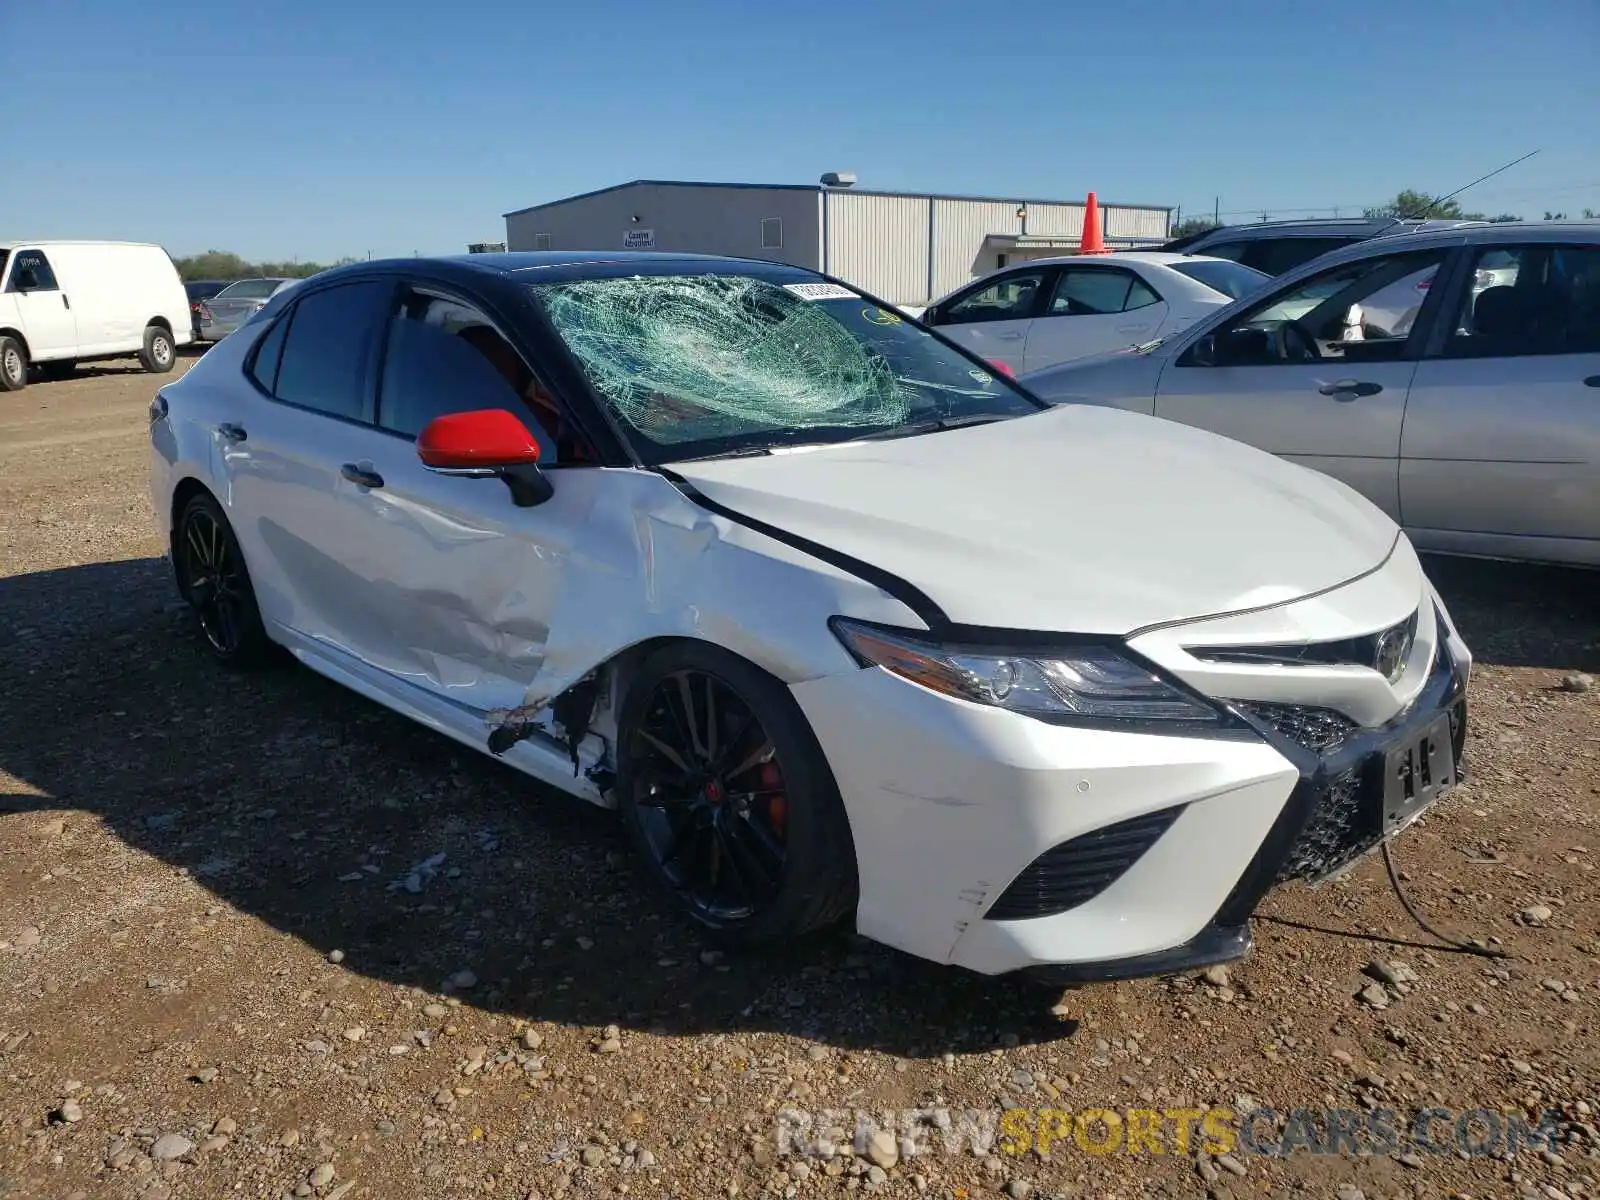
[783,283,859,301]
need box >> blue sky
[3,0,1596,262]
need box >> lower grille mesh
[985,805,1183,921]
[1239,702,1357,754]
[1275,768,1371,881]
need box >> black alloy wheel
[630,669,789,919]
[175,493,271,667]
[617,643,857,945]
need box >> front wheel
[616,642,857,947]
[174,492,272,668]
[0,336,28,391]
[140,325,175,373]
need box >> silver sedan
[1021,222,1600,567]
[196,277,296,342]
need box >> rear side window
[271,281,390,420]
[1446,244,1600,358]
[1049,268,1159,315]
[248,314,290,394]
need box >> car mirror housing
[416,409,553,507]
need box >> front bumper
[791,567,1470,981]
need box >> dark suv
[1164,217,1486,276]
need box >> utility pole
[1213,196,1220,225]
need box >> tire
[0,336,28,391]
[173,492,273,668]
[139,324,176,373]
[39,359,76,382]
[616,641,857,947]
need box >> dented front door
[333,440,599,719]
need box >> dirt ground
[1,357,1596,1200]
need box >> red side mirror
[416,409,541,470]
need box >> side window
[1246,237,1363,276]
[1183,249,1447,367]
[248,313,290,394]
[1048,268,1158,316]
[7,249,59,292]
[272,280,391,421]
[942,271,1045,324]
[1445,244,1600,358]
[1201,242,1248,264]
[376,291,595,464]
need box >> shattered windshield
[530,274,1042,463]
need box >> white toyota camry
[150,252,1471,984]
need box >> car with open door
[914,253,1268,374]
[150,251,1472,983]
[1022,223,1600,567]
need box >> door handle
[1318,380,1383,398]
[341,463,384,489]
[1584,375,1600,388]
[217,422,247,442]
[62,294,70,310]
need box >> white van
[0,241,193,391]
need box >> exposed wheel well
[147,317,174,336]
[0,328,28,357]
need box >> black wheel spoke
[636,729,691,774]
[725,738,775,783]
[625,668,792,922]
[672,672,709,762]
[718,809,784,891]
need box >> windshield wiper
[677,446,774,462]
[857,413,1008,442]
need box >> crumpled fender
[488,467,924,734]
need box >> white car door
[217,278,397,655]
[1152,246,1455,522]
[342,284,597,716]
[1022,266,1169,371]
[926,268,1046,373]
[5,248,78,359]
[1399,241,1600,560]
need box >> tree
[1168,216,1221,239]
[1363,189,1520,223]
[171,249,348,281]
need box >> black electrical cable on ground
[1381,840,1512,959]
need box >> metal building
[503,179,1173,307]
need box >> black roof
[300,251,824,294]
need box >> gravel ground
[1,358,1596,1200]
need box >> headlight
[830,619,1222,728]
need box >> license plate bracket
[1381,715,1456,833]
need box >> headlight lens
[830,619,1220,726]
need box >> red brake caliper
[759,761,787,839]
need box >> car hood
[671,405,1399,635]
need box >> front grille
[984,805,1183,921]
[1275,767,1372,881]
[1239,701,1357,754]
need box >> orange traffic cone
[1078,191,1111,255]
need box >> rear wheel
[174,493,272,667]
[616,642,857,947]
[139,325,175,373]
[0,337,28,391]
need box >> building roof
[504,179,1173,219]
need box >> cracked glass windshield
[530,274,1041,463]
